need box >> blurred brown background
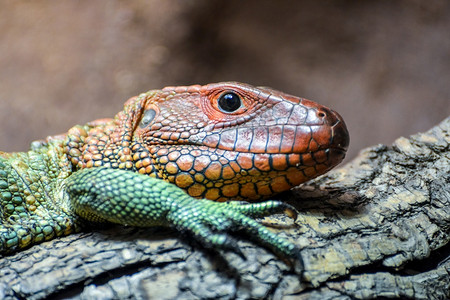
[0,1,449,162]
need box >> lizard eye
[140,108,157,128]
[217,92,242,113]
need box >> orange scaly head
[67,82,349,201]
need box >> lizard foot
[165,199,304,274]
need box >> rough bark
[1,117,449,300]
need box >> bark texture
[1,117,449,300]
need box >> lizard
[0,82,349,268]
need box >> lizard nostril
[316,108,331,121]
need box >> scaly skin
[0,82,349,265]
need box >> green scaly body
[0,139,77,250]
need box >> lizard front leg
[66,167,302,269]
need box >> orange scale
[314,163,329,174]
[312,150,328,164]
[270,176,291,193]
[160,132,172,140]
[214,182,224,188]
[142,157,152,167]
[135,161,143,169]
[247,169,261,177]
[194,173,205,183]
[69,148,81,157]
[176,155,194,171]
[180,132,190,139]
[205,188,220,201]
[255,183,272,196]
[236,154,253,170]
[188,184,206,197]
[312,128,332,148]
[170,133,181,141]
[157,148,169,156]
[168,151,181,161]
[271,154,288,171]
[254,155,271,172]
[285,167,307,186]
[67,141,79,148]
[104,149,113,157]
[221,165,235,180]
[222,151,238,161]
[165,162,179,174]
[68,126,87,137]
[190,149,202,157]
[83,153,94,161]
[70,157,79,166]
[204,162,222,180]
[92,153,103,160]
[175,173,194,188]
[193,156,211,172]
[239,182,257,199]
[221,183,239,198]
[88,144,98,152]
[292,128,312,153]
[299,153,316,167]
[229,161,241,173]
[219,157,229,165]
[308,138,319,152]
[303,167,317,178]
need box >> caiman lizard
[0,82,349,267]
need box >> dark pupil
[218,92,241,112]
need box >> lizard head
[67,82,349,201]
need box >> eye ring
[217,92,242,113]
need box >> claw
[217,235,246,259]
[282,203,298,221]
[294,249,304,275]
[226,200,299,221]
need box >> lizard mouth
[195,108,349,158]
[142,122,348,202]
